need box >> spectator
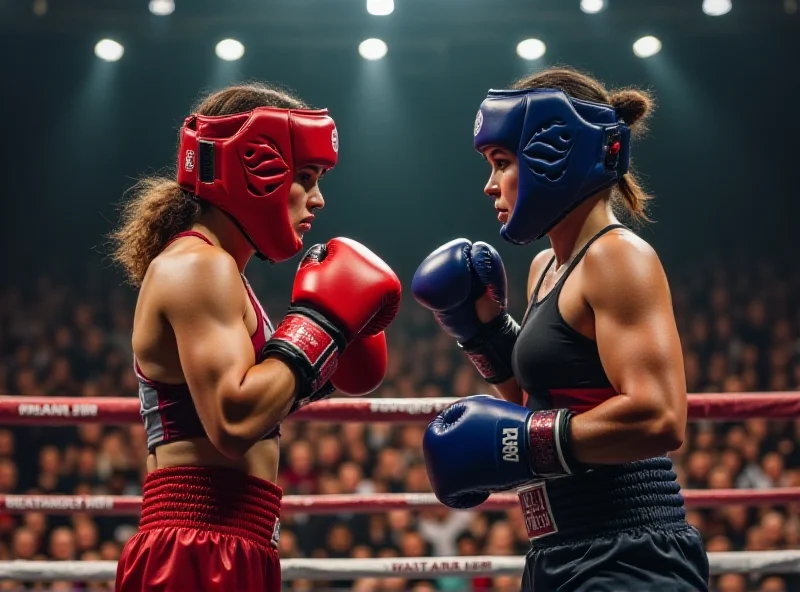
[11,527,38,560]
[48,527,75,561]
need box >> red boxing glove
[264,238,401,408]
[291,238,401,337]
[331,332,388,396]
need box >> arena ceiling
[2,0,795,49]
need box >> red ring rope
[1,488,798,516]
[0,393,798,426]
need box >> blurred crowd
[0,257,798,592]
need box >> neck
[547,193,617,267]
[193,207,255,273]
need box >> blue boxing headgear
[473,88,631,245]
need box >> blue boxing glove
[412,239,519,383]
[423,395,580,509]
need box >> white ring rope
[1,551,799,581]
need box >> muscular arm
[161,252,297,460]
[568,235,686,465]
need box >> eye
[297,169,319,187]
[494,159,510,171]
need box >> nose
[484,172,500,198]
[308,187,325,211]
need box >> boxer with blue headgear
[414,68,709,592]
[473,88,630,245]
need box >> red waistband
[139,466,283,549]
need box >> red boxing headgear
[177,107,339,262]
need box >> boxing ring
[1,393,799,583]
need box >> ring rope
[2,489,798,516]
[2,393,798,582]
[1,551,799,581]
[2,393,799,425]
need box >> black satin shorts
[521,524,710,592]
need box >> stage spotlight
[94,39,124,62]
[633,36,662,58]
[32,0,47,16]
[516,38,546,60]
[216,39,245,61]
[149,0,175,16]
[702,0,732,16]
[367,0,394,16]
[359,38,388,60]
[580,0,605,14]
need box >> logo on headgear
[473,110,484,137]
[184,150,195,172]
[331,128,339,153]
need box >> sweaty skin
[525,220,687,464]
[134,235,293,481]
[133,168,326,480]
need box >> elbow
[210,430,251,461]
[208,396,265,460]
[647,412,684,453]
[208,378,292,459]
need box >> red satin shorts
[115,466,283,592]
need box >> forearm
[476,296,522,403]
[491,378,523,405]
[460,312,520,388]
[213,358,298,459]
[568,393,684,466]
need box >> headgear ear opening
[197,140,216,184]
[473,89,630,245]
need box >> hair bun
[609,89,654,128]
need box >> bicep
[591,252,686,422]
[164,261,254,425]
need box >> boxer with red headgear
[111,83,401,592]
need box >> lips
[298,215,314,233]
[496,208,509,224]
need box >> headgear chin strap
[473,89,630,245]
[177,107,339,263]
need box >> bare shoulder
[582,229,669,311]
[146,243,244,321]
[526,248,555,300]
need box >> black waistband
[528,457,687,548]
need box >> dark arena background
[0,0,799,590]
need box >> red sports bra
[134,231,279,451]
